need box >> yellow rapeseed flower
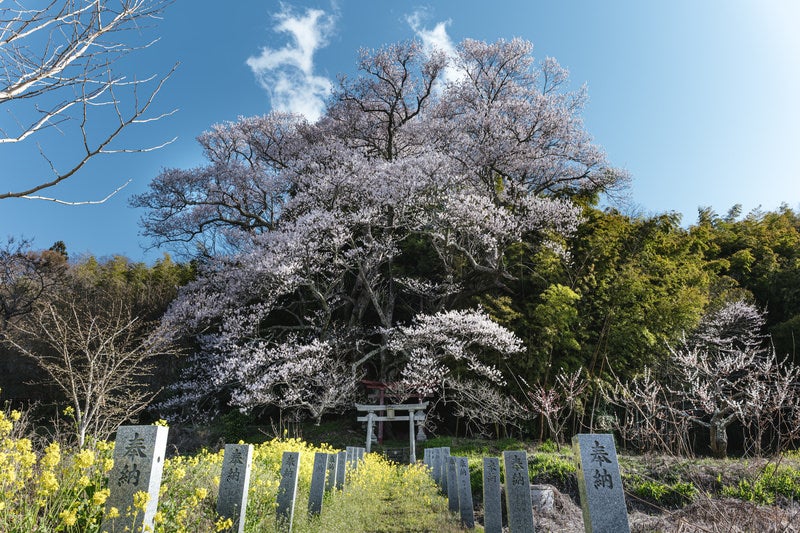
[9,410,21,422]
[107,506,120,519]
[92,488,110,506]
[41,442,61,469]
[38,470,59,495]
[0,416,12,436]
[194,487,208,500]
[74,448,95,469]
[59,509,78,526]
[102,458,114,472]
[133,491,150,511]
[215,517,234,531]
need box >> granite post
[325,453,336,492]
[308,452,329,515]
[102,425,168,533]
[573,433,630,533]
[335,451,346,489]
[440,447,451,493]
[446,456,459,514]
[482,457,503,533]
[455,456,475,529]
[503,450,535,532]
[430,447,443,486]
[217,444,253,533]
[276,451,300,532]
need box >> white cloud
[247,6,335,122]
[406,10,462,85]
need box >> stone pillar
[276,451,300,532]
[102,425,169,533]
[217,444,253,533]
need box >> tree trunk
[709,413,729,458]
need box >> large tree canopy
[136,38,626,424]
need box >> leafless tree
[603,366,692,455]
[445,377,530,438]
[1,0,175,203]
[5,282,177,446]
[522,367,588,445]
[0,237,66,330]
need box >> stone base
[530,484,555,513]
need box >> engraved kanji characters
[590,439,614,490]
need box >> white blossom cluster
[142,38,624,421]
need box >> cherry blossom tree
[139,38,625,422]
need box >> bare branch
[20,177,131,204]
[0,0,175,202]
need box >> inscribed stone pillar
[276,451,300,532]
[217,444,253,533]
[446,456,459,513]
[308,452,329,515]
[335,451,347,489]
[440,447,451,493]
[482,457,503,533]
[102,425,168,533]
[455,456,475,529]
[573,433,630,533]
[325,453,336,492]
[503,450,535,532]
[430,447,443,485]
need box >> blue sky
[2,0,799,262]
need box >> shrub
[629,476,697,507]
[529,452,576,483]
[723,464,800,505]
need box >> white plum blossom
[668,300,800,457]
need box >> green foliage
[70,253,194,321]
[628,476,698,507]
[537,439,559,453]
[570,208,710,377]
[495,437,527,452]
[722,464,800,505]
[218,410,254,442]
[690,205,800,360]
[529,452,576,483]
[468,457,483,495]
